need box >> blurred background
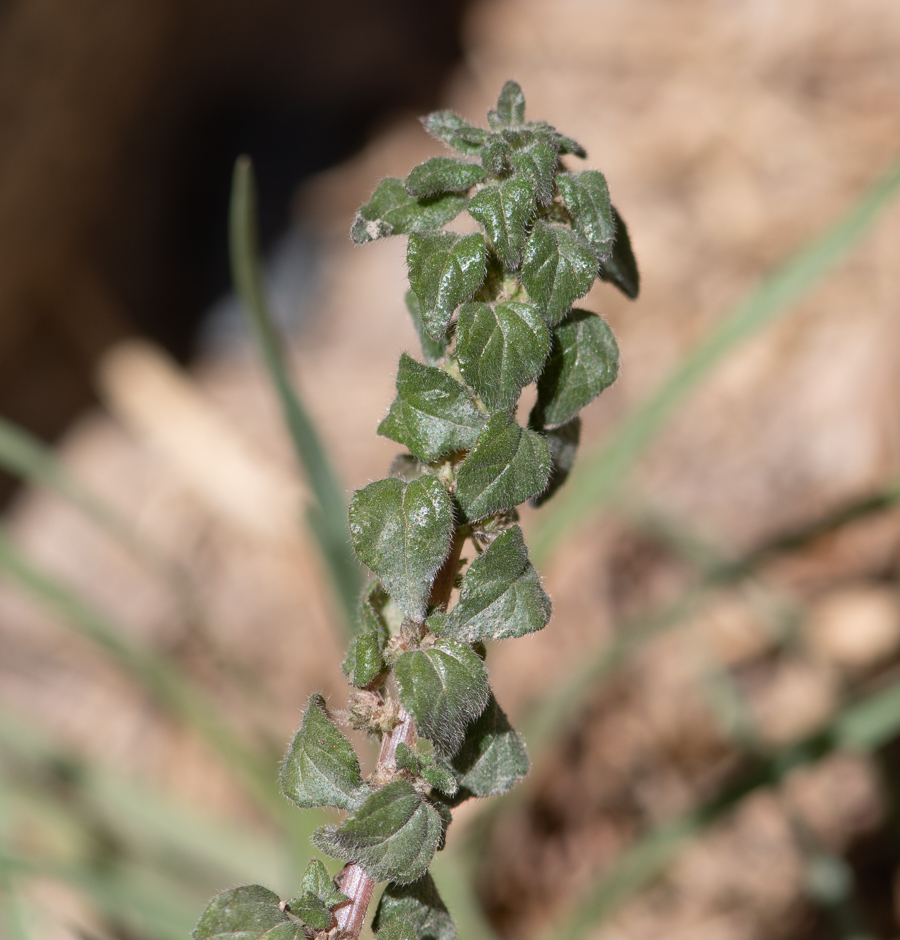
[2,2,900,940]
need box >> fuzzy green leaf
[456,301,550,411]
[530,416,580,507]
[280,693,369,811]
[299,858,347,909]
[377,917,418,940]
[407,232,487,340]
[351,179,467,244]
[557,171,615,262]
[312,780,443,884]
[466,177,535,269]
[521,221,598,325]
[373,875,455,940]
[349,477,454,622]
[510,140,557,205]
[285,896,331,932]
[527,120,587,158]
[378,354,486,461]
[404,290,448,365]
[451,694,529,798]
[395,742,459,797]
[534,309,619,427]
[394,639,489,756]
[406,157,485,197]
[343,630,384,687]
[480,136,513,176]
[488,80,526,129]
[421,110,489,157]
[193,886,301,940]
[600,205,640,299]
[455,414,551,521]
[440,526,550,643]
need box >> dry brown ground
[4,1,900,939]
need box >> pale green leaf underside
[279,693,369,811]
[192,885,302,940]
[440,526,550,643]
[312,780,443,884]
[373,874,456,940]
[451,693,529,797]
[422,110,488,156]
[378,354,485,461]
[455,413,551,521]
[535,309,620,428]
[349,476,454,622]
[456,300,550,411]
[394,638,489,756]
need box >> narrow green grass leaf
[533,154,900,563]
[230,157,360,634]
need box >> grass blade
[533,154,900,563]
[229,157,360,633]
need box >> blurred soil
[4,1,900,940]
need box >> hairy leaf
[521,221,598,325]
[404,290,448,365]
[351,179,466,244]
[527,120,587,158]
[480,135,513,176]
[488,79,526,129]
[280,693,369,811]
[530,416,580,508]
[193,885,301,940]
[456,301,550,411]
[378,354,485,461]
[557,170,616,262]
[373,874,455,940]
[394,639,489,756]
[407,233,487,340]
[439,526,550,643]
[343,630,384,687]
[510,139,558,205]
[312,780,443,884]
[534,309,619,427]
[285,896,331,931]
[349,477,454,622]
[600,205,640,299]
[395,742,459,796]
[421,110,489,156]
[285,860,348,933]
[377,917,418,940]
[451,693,529,798]
[406,157,485,197]
[455,413,551,521]
[466,177,535,269]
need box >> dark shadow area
[0,0,473,502]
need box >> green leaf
[407,232,487,340]
[439,527,550,643]
[533,309,619,427]
[285,895,331,932]
[521,221,598,325]
[280,693,369,811]
[378,354,486,461]
[377,917,418,940]
[557,171,616,262]
[405,290,449,365]
[451,694,529,798]
[480,135,513,176]
[466,177,535,269]
[299,858,347,908]
[373,874,455,940]
[343,630,385,687]
[510,140,558,205]
[421,110,489,156]
[192,885,302,940]
[406,157,485,197]
[351,179,467,244]
[599,205,640,299]
[394,639,490,756]
[349,477,454,622]
[231,158,360,635]
[527,120,587,158]
[312,780,443,884]
[395,742,459,797]
[456,301,550,411]
[530,417,580,507]
[488,80,526,129]
[455,414,552,521]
